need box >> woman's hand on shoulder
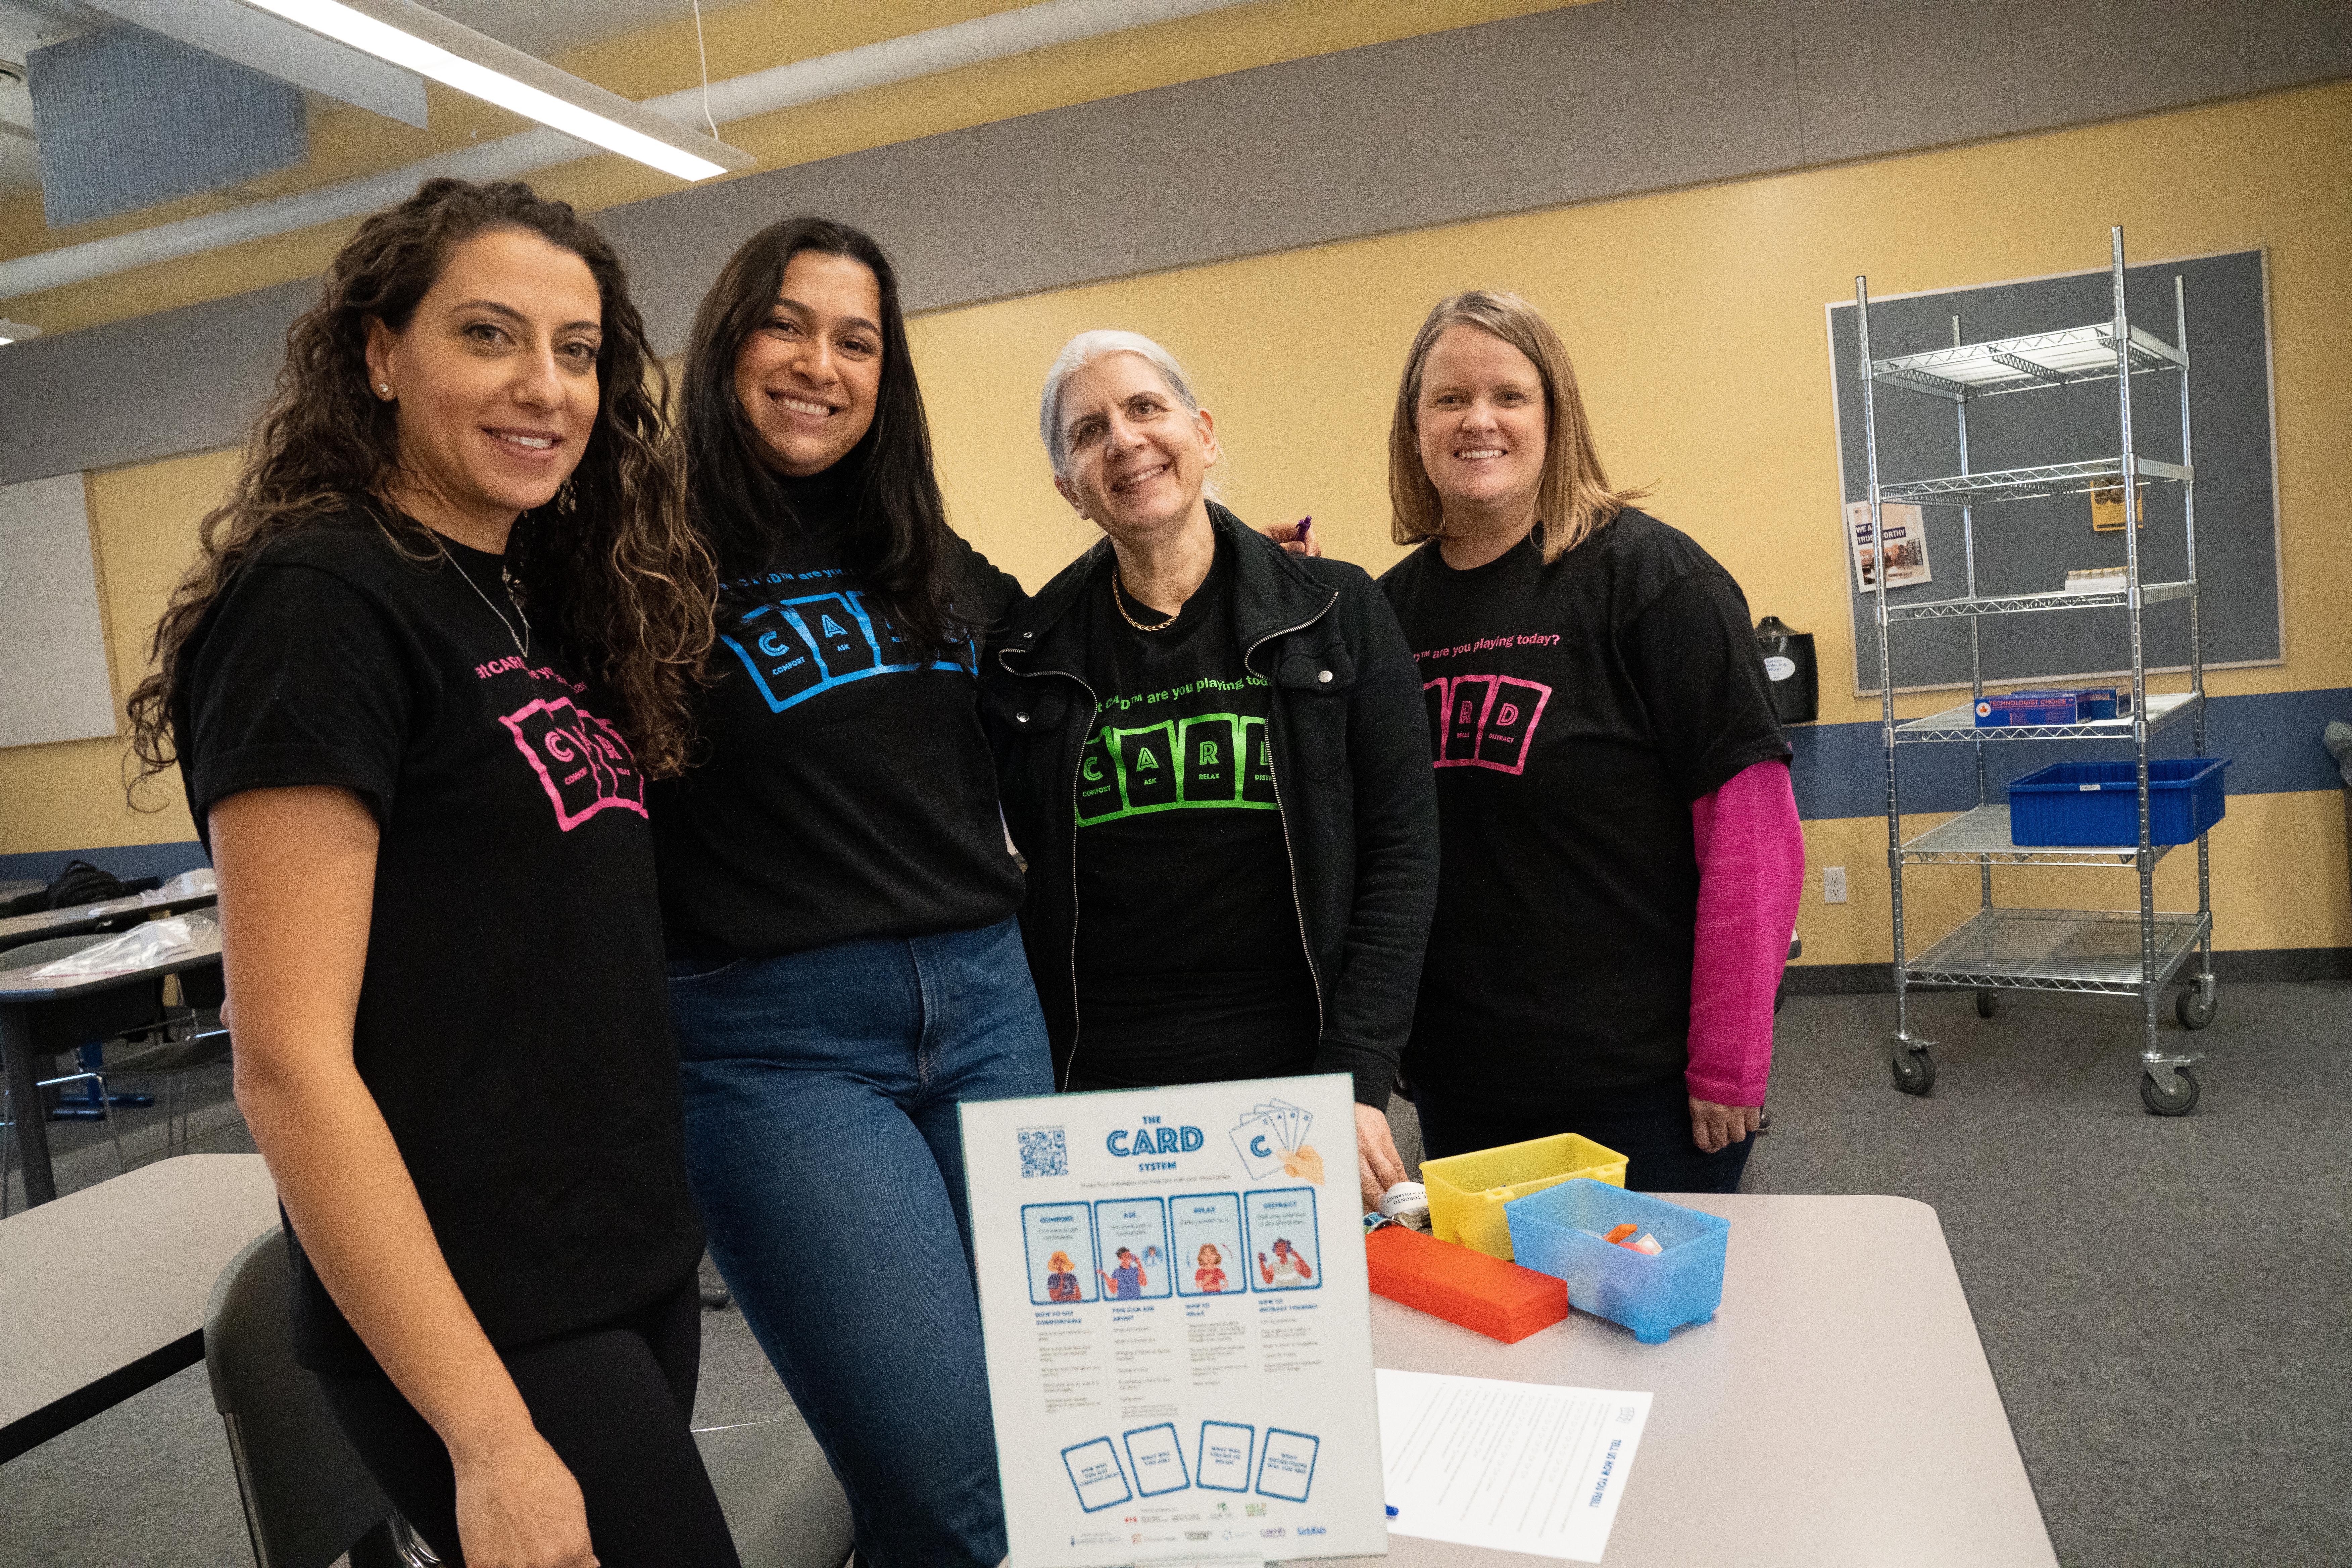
[450,1423,598,1568]
[1255,517,1321,558]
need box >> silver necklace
[446,547,531,659]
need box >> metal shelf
[1900,805,2172,867]
[1893,689,2198,744]
[1879,456,2190,507]
[1885,581,2191,621]
[1904,906,2209,993]
[1870,322,2185,401]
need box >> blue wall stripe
[0,840,210,887]
[1787,686,2352,822]
[4,687,2345,883]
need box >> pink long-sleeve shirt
[1684,758,1805,1107]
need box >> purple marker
[1295,516,1313,544]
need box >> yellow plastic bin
[1419,1133,1629,1259]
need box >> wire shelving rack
[1854,227,2216,1116]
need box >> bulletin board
[0,472,118,749]
[1824,248,2282,695]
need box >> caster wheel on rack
[1975,989,1999,1019]
[2140,1065,2200,1116]
[2174,986,2217,1030]
[1892,1049,1936,1096]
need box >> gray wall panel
[5,0,2346,486]
[1045,78,1241,288]
[1215,42,1422,256]
[2010,0,2251,129]
[1585,0,1805,192]
[894,115,1070,308]
[2249,0,2352,89]
[0,276,313,487]
[598,174,762,357]
[1793,0,2015,164]
[1397,8,1606,223]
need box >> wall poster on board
[1846,500,1932,593]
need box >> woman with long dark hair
[127,179,736,1568]
[649,216,1050,1568]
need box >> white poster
[962,1074,1386,1565]
[1846,500,1932,592]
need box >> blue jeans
[668,918,1052,1568]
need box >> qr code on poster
[1018,1127,1067,1178]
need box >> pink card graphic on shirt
[1440,675,1495,763]
[1426,673,1552,775]
[1474,678,1551,773]
[500,696,647,831]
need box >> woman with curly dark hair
[125,179,736,1568]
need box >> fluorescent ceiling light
[231,0,751,182]
[0,318,40,345]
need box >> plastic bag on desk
[145,868,218,902]
[28,910,219,980]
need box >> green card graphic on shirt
[1076,710,1278,824]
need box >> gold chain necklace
[1111,567,1179,633]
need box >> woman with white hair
[985,330,1440,1211]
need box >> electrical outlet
[1823,867,1848,904]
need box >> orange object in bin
[1365,1225,1568,1343]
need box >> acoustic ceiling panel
[28,26,308,228]
[86,0,429,128]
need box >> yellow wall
[8,77,2348,962]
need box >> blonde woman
[1377,290,1804,1192]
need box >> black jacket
[981,505,1439,1106]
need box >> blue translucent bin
[2005,757,2231,846]
[1504,1180,1728,1344]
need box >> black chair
[206,1232,856,1568]
[204,1230,424,1568]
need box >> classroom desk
[0,888,218,954]
[0,1154,278,1463]
[0,921,224,1208]
[1319,1194,2056,1568]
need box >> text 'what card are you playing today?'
[962,1074,1385,1565]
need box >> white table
[1314,1194,2055,1567]
[0,1154,278,1461]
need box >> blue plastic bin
[1503,1180,1728,1344]
[2005,757,2231,846]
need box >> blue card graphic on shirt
[1229,1111,1288,1180]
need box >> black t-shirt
[175,510,702,1371]
[1377,511,1788,1105]
[1070,537,1320,1087]
[648,456,1027,959]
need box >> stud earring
[377,383,392,397]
